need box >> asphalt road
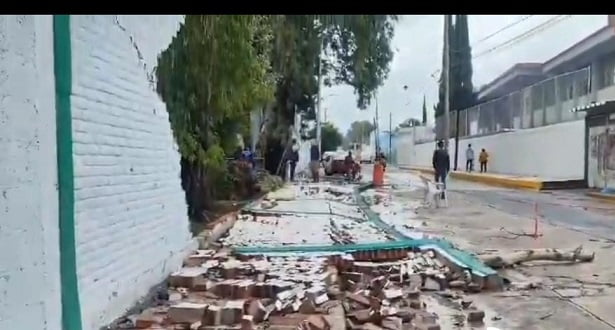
[385,166,615,241]
[451,181,615,241]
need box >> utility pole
[316,43,323,156]
[375,93,380,153]
[389,112,392,161]
[443,15,451,150]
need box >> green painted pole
[54,15,83,330]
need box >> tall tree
[346,120,376,145]
[454,15,475,110]
[264,15,397,173]
[398,118,422,128]
[422,95,427,125]
[434,15,455,119]
[157,16,276,218]
[434,15,476,136]
[310,122,343,152]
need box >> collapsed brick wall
[69,15,194,329]
[0,15,62,330]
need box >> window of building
[575,69,590,96]
[557,74,574,102]
[531,84,544,110]
[601,57,615,88]
[543,79,555,106]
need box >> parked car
[323,151,361,179]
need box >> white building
[0,15,195,330]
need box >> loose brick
[221,300,245,325]
[134,310,165,329]
[246,299,266,323]
[383,288,403,300]
[268,314,309,327]
[381,316,402,330]
[467,309,485,323]
[362,322,384,330]
[347,293,371,307]
[422,278,441,291]
[241,315,255,330]
[301,315,331,330]
[409,299,422,310]
[394,308,415,323]
[413,322,441,330]
[202,305,221,326]
[348,309,375,324]
[170,268,207,289]
[299,298,317,314]
[415,311,437,324]
[168,302,208,324]
[448,280,466,289]
[461,298,473,309]
[406,288,420,299]
[466,283,481,293]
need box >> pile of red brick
[120,246,486,330]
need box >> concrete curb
[402,166,543,191]
[587,191,615,203]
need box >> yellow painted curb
[587,192,615,203]
[404,167,543,191]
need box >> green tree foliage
[422,95,428,125]
[346,120,376,144]
[321,122,344,152]
[434,15,476,118]
[156,15,276,217]
[264,15,397,172]
[156,15,397,219]
[399,118,422,128]
[454,15,475,110]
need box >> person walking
[465,144,475,172]
[288,139,299,181]
[479,148,489,173]
[309,141,320,183]
[432,140,450,198]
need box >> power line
[472,15,571,59]
[473,15,534,47]
[431,15,573,80]
[432,15,535,77]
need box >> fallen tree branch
[480,246,595,269]
[499,226,542,238]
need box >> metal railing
[435,67,591,139]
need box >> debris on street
[111,181,504,330]
[479,246,596,269]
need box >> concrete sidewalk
[586,190,615,203]
[402,166,544,191]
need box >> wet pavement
[376,166,615,330]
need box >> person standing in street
[309,141,320,182]
[465,144,475,172]
[288,139,299,181]
[432,140,450,197]
[479,148,489,173]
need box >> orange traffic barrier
[373,163,384,186]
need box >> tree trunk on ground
[480,246,595,269]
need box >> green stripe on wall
[53,15,83,330]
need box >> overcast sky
[322,15,608,134]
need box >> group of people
[431,141,491,197]
[286,139,362,183]
[464,144,489,173]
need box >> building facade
[0,15,195,330]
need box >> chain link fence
[436,67,590,139]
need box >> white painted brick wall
[0,15,62,330]
[69,15,194,329]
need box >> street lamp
[320,93,338,123]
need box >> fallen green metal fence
[232,181,498,279]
